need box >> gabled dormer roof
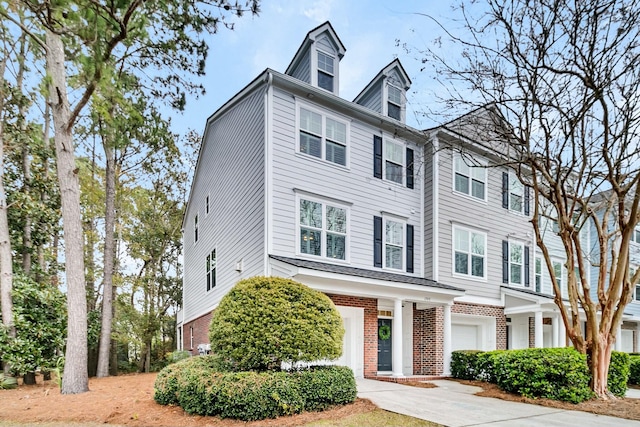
[285,21,346,76]
[353,59,412,104]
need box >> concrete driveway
[357,378,639,427]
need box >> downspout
[433,134,440,282]
[264,72,273,276]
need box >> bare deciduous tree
[420,0,640,398]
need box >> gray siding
[182,87,267,324]
[356,84,382,114]
[269,87,423,273]
[317,34,337,55]
[423,144,434,279]
[436,147,532,300]
[290,50,311,84]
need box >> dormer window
[387,85,402,120]
[317,51,335,92]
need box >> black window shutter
[524,246,530,287]
[373,135,383,179]
[406,224,414,273]
[502,240,509,283]
[406,148,414,189]
[524,185,531,215]
[502,172,509,209]
[374,216,383,267]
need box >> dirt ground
[0,373,376,427]
[2,373,640,426]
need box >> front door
[377,319,392,371]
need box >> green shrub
[608,351,629,397]
[450,350,483,380]
[476,350,505,383]
[629,355,640,385]
[154,359,357,420]
[493,348,593,403]
[297,366,357,410]
[209,276,344,371]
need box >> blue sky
[172,0,462,136]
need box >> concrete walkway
[357,378,639,426]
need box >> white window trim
[452,225,487,281]
[295,194,350,263]
[296,101,350,168]
[205,194,210,217]
[452,154,488,202]
[632,227,640,244]
[508,240,525,286]
[314,48,338,94]
[534,257,543,293]
[193,212,199,244]
[383,137,405,186]
[507,170,525,214]
[385,82,404,121]
[206,248,216,293]
[551,258,567,299]
[634,284,640,303]
[383,215,405,271]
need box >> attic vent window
[317,51,335,92]
[387,85,402,120]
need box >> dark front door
[377,319,392,371]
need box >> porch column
[558,314,566,347]
[443,303,452,376]
[552,314,559,348]
[392,298,404,377]
[534,311,543,348]
[615,325,622,351]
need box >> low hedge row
[451,348,630,403]
[154,356,357,420]
[630,355,640,385]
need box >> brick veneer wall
[413,305,443,375]
[182,311,213,356]
[326,294,378,377]
[452,302,507,351]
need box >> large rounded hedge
[209,276,344,371]
[153,356,357,421]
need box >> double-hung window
[387,85,402,120]
[635,284,640,302]
[509,242,524,285]
[632,227,640,244]
[384,219,404,270]
[206,249,216,291]
[384,139,404,184]
[453,226,486,278]
[502,171,528,213]
[535,257,542,292]
[317,51,335,92]
[552,260,565,297]
[454,155,486,200]
[299,106,348,166]
[299,198,347,260]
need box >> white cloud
[302,0,335,23]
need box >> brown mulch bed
[0,373,377,427]
[454,379,640,421]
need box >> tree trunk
[22,372,36,385]
[97,144,116,377]
[588,334,614,399]
[0,42,15,377]
[45,29,89,394]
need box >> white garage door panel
[452,324,479,351]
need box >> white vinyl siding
[454,155,486,200]
[271,87,422,272]
[298,104,348,167]
[453,226,486,279]
[182,88,266,324]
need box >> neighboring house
[177,21,638,379]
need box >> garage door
[452,324,479,351]
[621,330,633,353]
